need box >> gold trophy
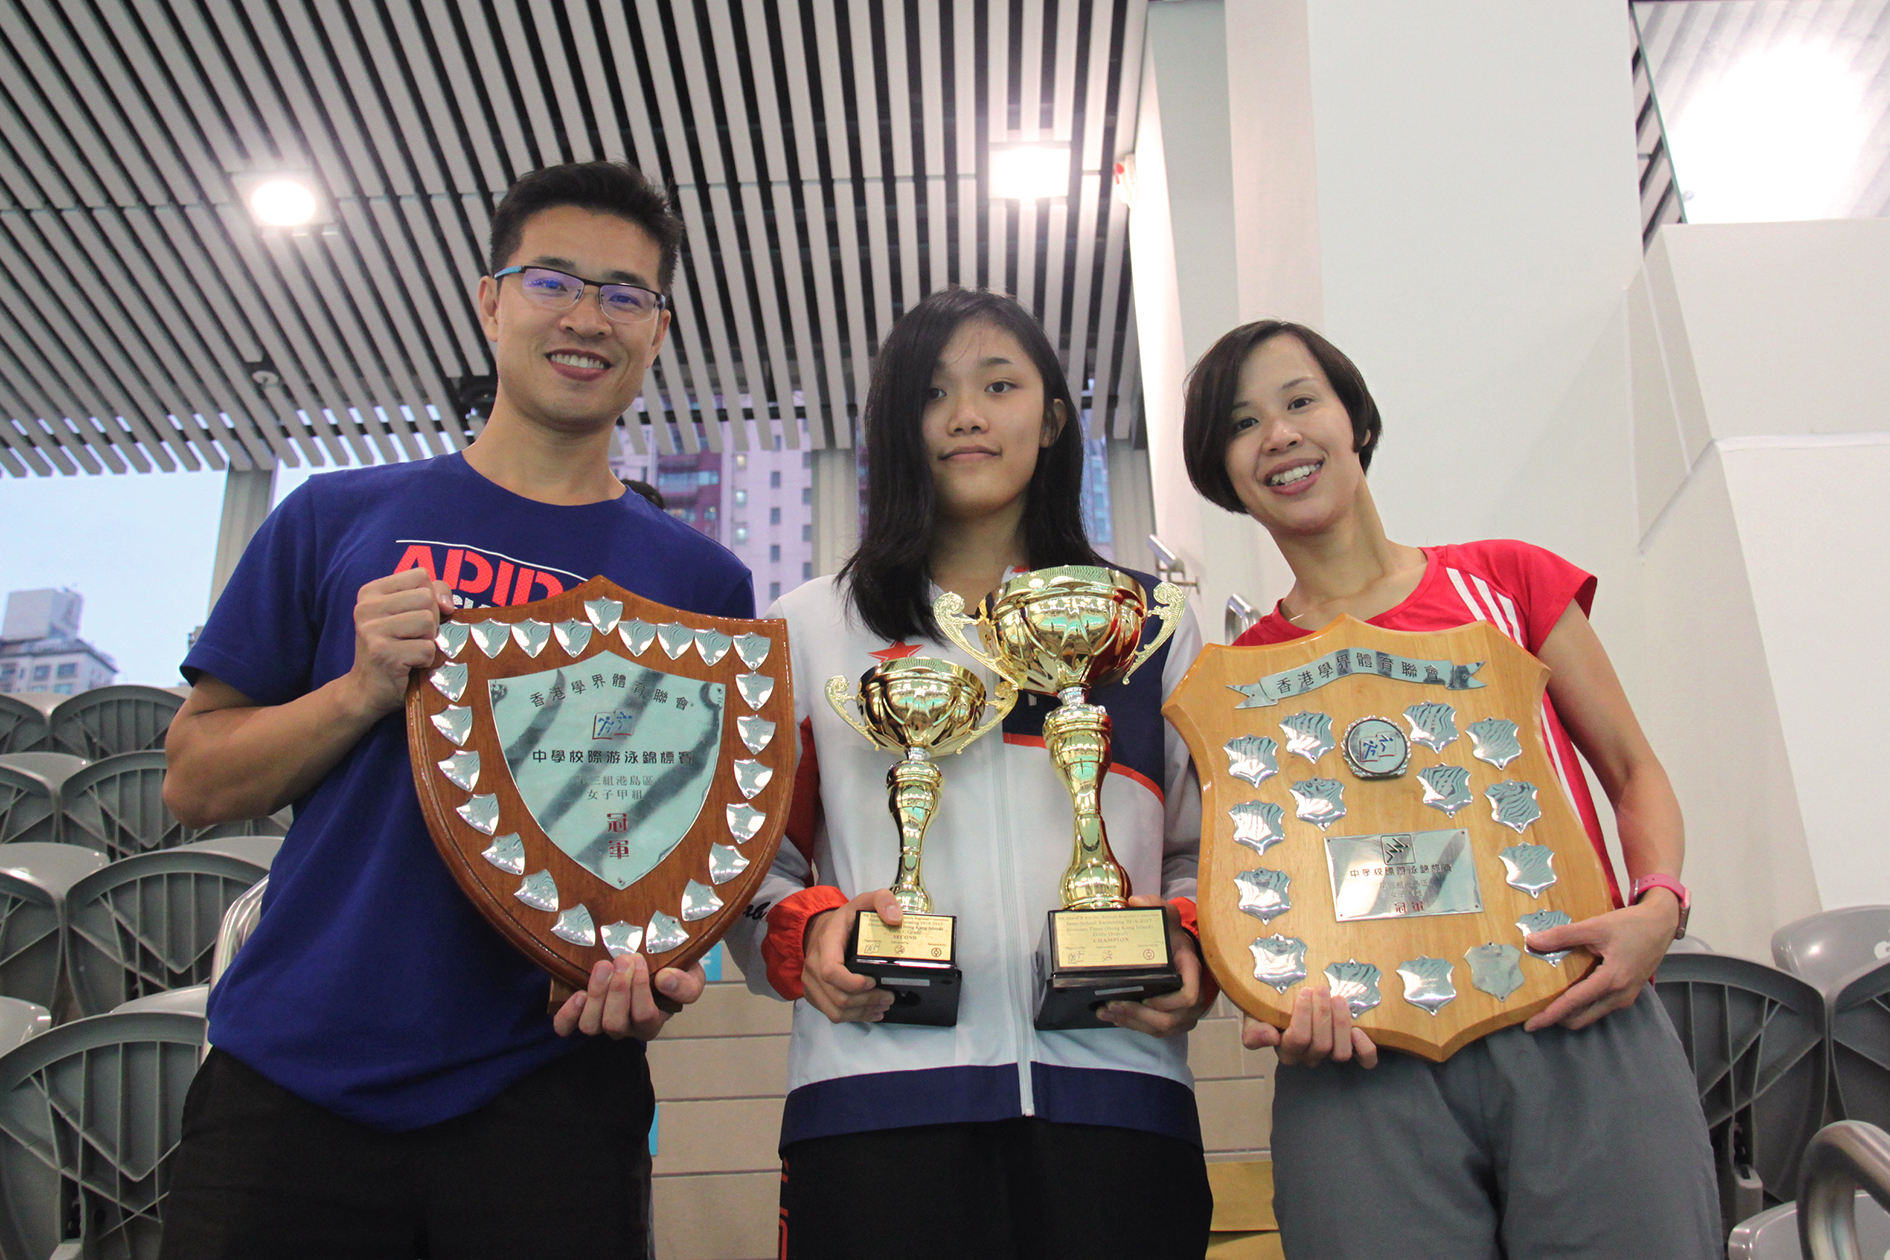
[936,565,1188,1029]
[827,657,1016,1025]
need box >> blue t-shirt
[183,452,754,1131]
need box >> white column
[1131,0,1278,639]
[207,466,278,615]
[810,447,859,579]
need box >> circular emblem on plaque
[1341,716,1410,779]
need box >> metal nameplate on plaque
[855,912,955,962]
[1325,828,1483,921]
[491,652,725,890]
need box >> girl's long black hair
[838,288,1105,644]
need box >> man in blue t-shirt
[158,162,754,1258]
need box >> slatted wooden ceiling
[0,0,1146,476]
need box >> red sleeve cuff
[761,885,849,1001]
[1170,897,1221,1009]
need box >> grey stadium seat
[0,1008,205,1260]
[59,752,288,863]
[1726,1189,1890,1259]
[1666,934,1716,955]
[66,841,276,1017]
[46,685,181,761]
[0,996,50,1052]
[0,844,109,1009]
[1773,905,1890,995]
[0,760,63,849]
[1831,960,1890,1133]
[0,694,50,754]
[112,985,209,1018]
[1655,952,1829,1232]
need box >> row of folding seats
[0,750,288,860]
[1654,905,1890,1240]
[0,684,184,760]
[0,836,278,1016]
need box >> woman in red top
[1179,321,1719,1259]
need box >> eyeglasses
[492,266,667,324]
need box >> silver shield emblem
[1518,909,1574,965]
[1499,843,1557,897]
[1467,717,1523,769]
[1234,869,1292,923]
[1291,778,1347,829]
[1250,935,1309,992]
[1404,702,1459,752]
[1280,711,1335,764]
[1417,764,1474,817]
[1466,942,1525,1000]
[1224,735,1280,788]
[1323,960,1383,1016]
[583,598,624,636]
[1486,781,1542,834]
[1397,957,1457,1016]
[1229,801,1287,856]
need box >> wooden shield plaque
[1163,617,1612,1060]
[405,576,793,986]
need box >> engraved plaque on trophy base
[846,911,962,1026]
[1033,906,1180,1030]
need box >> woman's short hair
[838,288,1102,643]
[1181,321,1383,514]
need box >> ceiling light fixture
[990,144,1071,200]
[247,177,320,227]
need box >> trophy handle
[1121,580,1188,684]
[933,591,1015,681]
[825,676,886,749]
[938,675,1019,757]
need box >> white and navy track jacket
[723,572,1207,1150]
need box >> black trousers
[158,1040,654,1260]
[780,1117,1213,1260]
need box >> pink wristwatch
[1631,875,1691,939]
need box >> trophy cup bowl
[935,566,1189,1029]
[827,658,1015,1026]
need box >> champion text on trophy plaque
[828,658,1016,1025]
[938,566,1189,1030]
[1163,616,1613,1061]
[406,577,794,988]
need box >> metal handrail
[1146,535,1199,591]
[1799,1121,1890,1260]
[1226,594,1259,642]
[210,876,268,990]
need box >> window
[31,665,49,681]
[0,663,13,678]
[734,488,747,507]
[803,452,813,467]
[769,581,781,599]
[734,453,748,469]
[734,526,749,544]
[704,505,718,521]
[769,544,781,562]
[801,487,812,504]
[802,523,812,541]
[769,507,781,525]
[56,663,77,678]
[802,561,813,579]
[769,470,782,488]
[53,683,73,695]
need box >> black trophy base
[846,911,961,1027]
[1034,905,1181,1031]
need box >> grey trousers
[1269,994,1721,1260]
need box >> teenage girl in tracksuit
[724,289,1214,1260]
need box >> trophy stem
[1043,687,1128,910]
[886,750,942,914]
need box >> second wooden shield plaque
[1164,616,1613,1060]
[405,576,793,985]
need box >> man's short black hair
[1182,320,1383,514]
[487,161,685,291]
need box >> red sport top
[1233,539,1622,905]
